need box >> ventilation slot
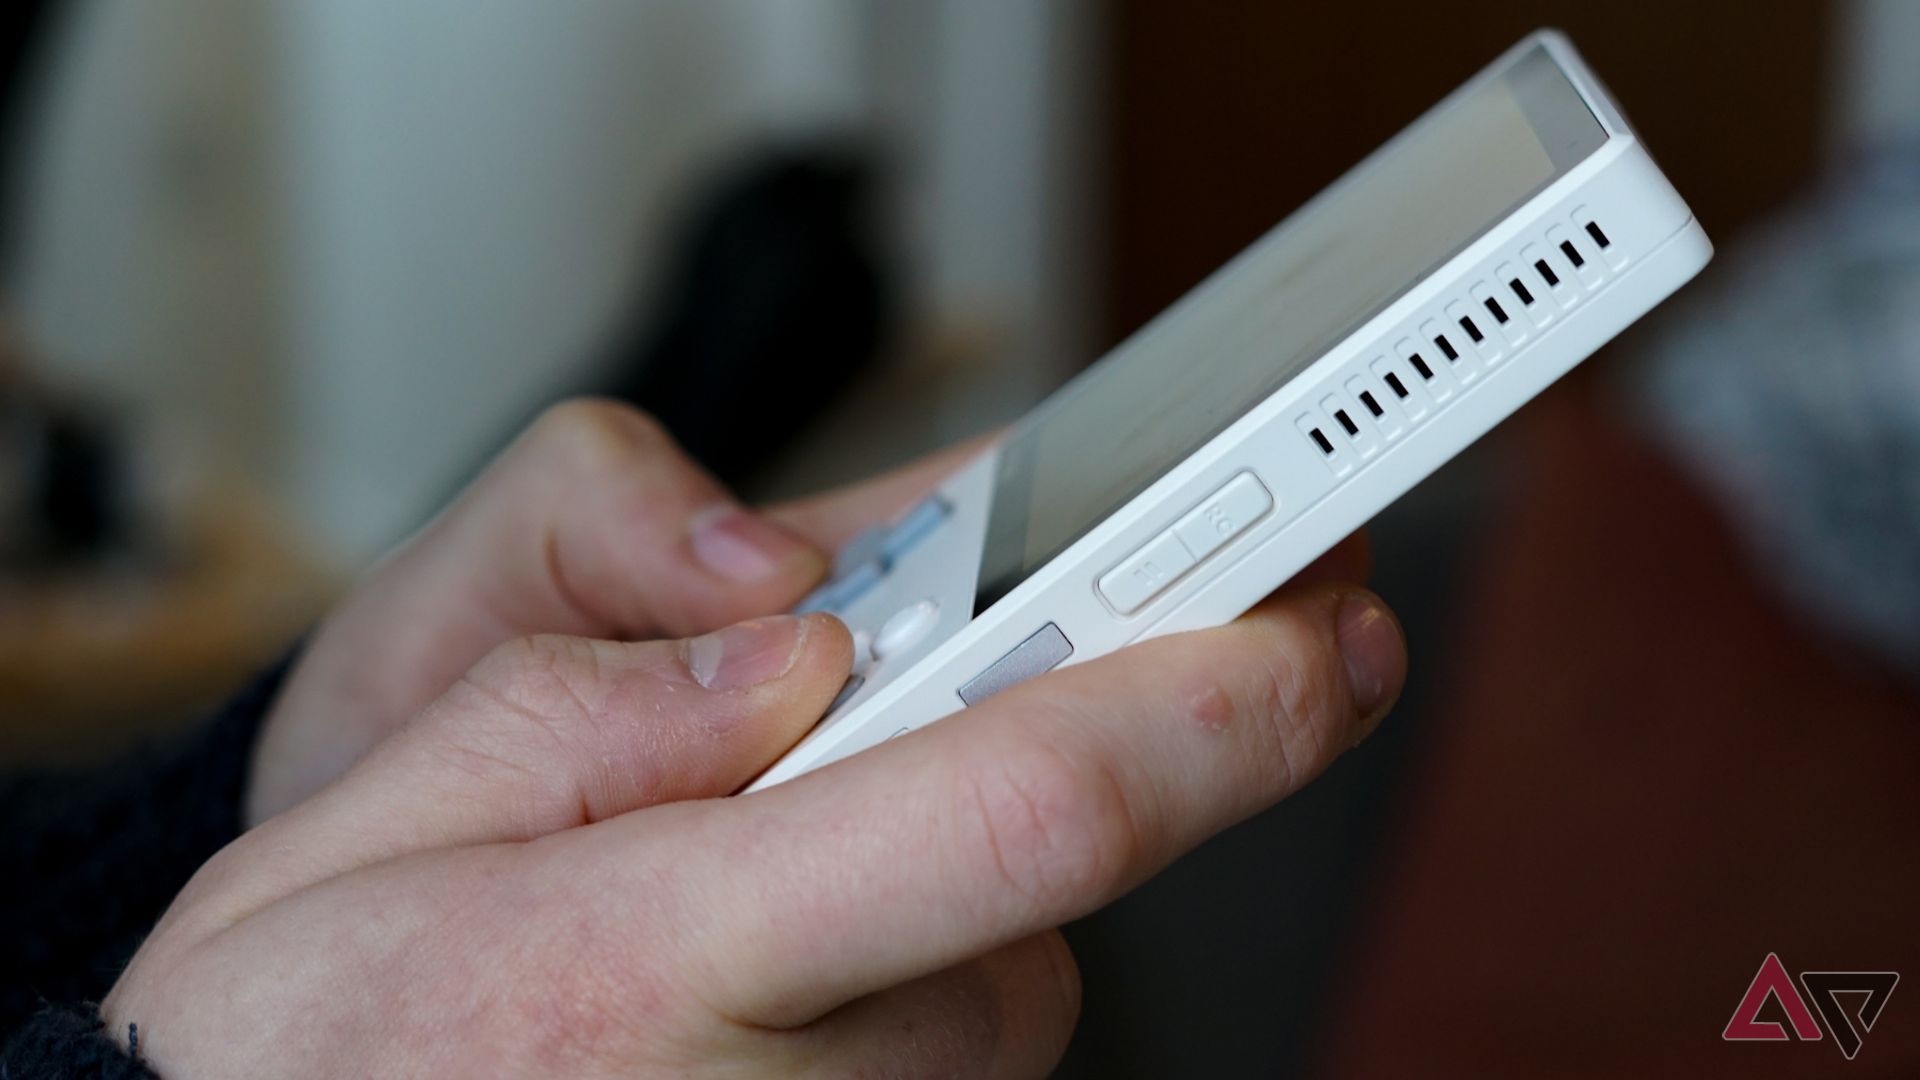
[1311,215,1615,479]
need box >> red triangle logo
[1724,952,1824,1042]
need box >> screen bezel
[972,44,1608,614]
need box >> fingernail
[1335,592,1402,720]
[689,504,819,584]
[687,615,807,690]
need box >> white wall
[267,1,880,558]
[9,0,282,477]
[9,0,1103,565]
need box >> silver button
[958,624,1074,706]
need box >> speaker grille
[1299,208,1616,471]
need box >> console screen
[975,44,1606,610]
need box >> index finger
[654,582,1405,1028]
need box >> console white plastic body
[747,30,1711,791]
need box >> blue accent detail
[879,496,951,565]
[793,496,951,617]
[793,558,885,615]
[833,523,890,577]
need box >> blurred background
[2,1,1915,1075]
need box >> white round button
[871,598,939,660]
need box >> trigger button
[834,524,890,576]
[879,496,951,564]
[793,558,885,615]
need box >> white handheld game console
[749,30,1711,790]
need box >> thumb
[202,614,851,924]
[250,400,829,824]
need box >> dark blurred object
[1106,1,1833,344]
[0,380,130,570]
[0,353,333,764]
[600,147,892,486]
[0,0,63,282]
[1638,143,1920,684]
[0,1,93,562]
[0,658,288,1039]
[1316,392,1920,1078]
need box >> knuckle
[476,635,600,718]
[530,398,673,472]
[957,738,1140,916]
[1239,622,1343,789]
[448,636,700,822]
[458,635,608,752]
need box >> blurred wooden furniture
[0,486,337,764]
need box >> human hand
[108,576,1403,1075]
[248,399,975,825]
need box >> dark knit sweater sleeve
[0,1002,161,1079]
[0,655,294,1076]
